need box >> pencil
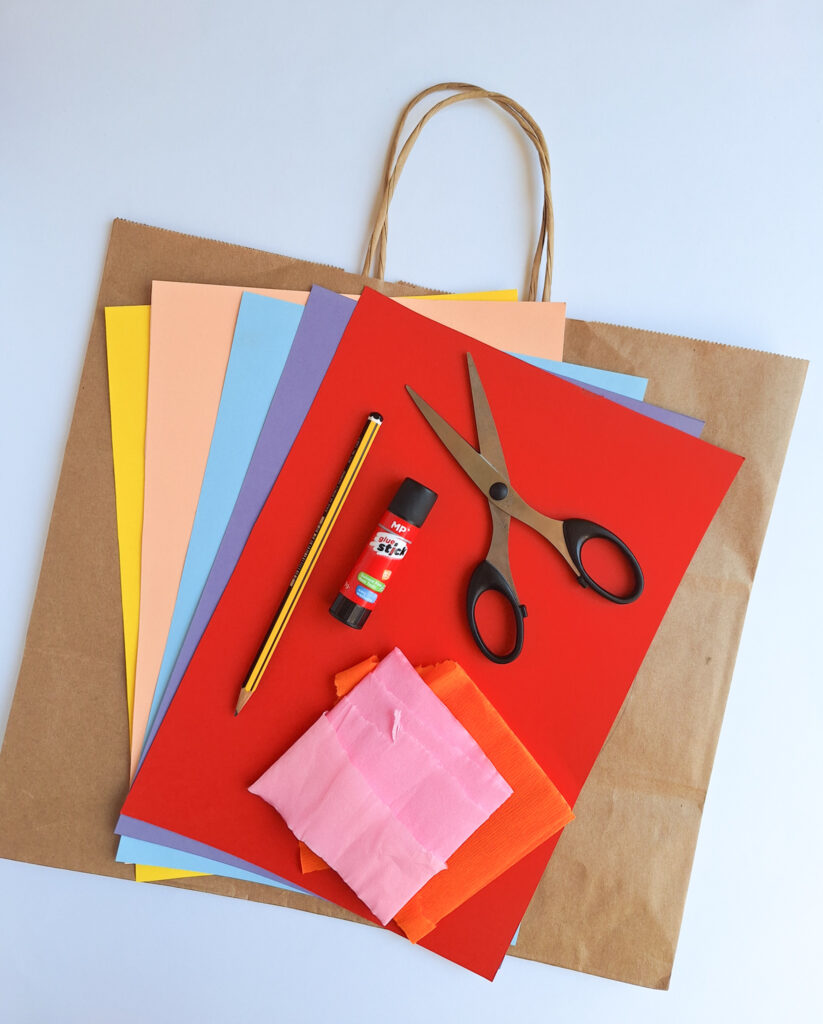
[234,412,383,715]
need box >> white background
[1,1,821,1021]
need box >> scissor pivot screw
[489,482,508,501]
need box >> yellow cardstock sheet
[103,306,150,742]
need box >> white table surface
[1,2,821,1021]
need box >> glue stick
[329,477,438,629]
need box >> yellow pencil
[234,412,383,715]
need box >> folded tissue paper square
[328,656,576,943]
[249,648,513,924]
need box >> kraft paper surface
[0,220,806,989]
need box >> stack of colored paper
[103,277,741,979]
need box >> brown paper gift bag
[0,85,807,989]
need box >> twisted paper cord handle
[362,82,553,301]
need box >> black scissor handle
[562,518,644,604]
[466,560,527,665]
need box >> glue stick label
[340,516,419,609]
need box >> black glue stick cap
[389,478,438,527]
[329,593,371,629]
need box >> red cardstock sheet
[121,289,744,978]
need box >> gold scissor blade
[466,352,510,480]
[405,384,506,495]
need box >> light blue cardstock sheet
[521,354,647,399]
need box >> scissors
[405,353,644,664]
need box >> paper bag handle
[362,82,554,301]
